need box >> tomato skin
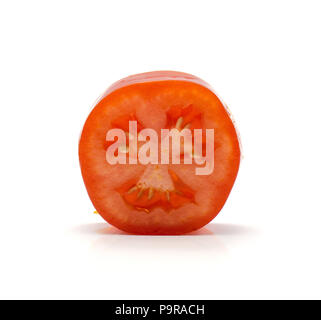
[79,71,241,235]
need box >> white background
[0,0,320,299]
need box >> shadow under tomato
[73,222,257,237]
[71,222,258,264]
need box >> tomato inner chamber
[109,104,207,211]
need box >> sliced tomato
[79,71,241,235]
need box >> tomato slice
[79,71,241,234]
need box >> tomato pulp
[79,71,241,234]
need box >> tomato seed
[127,186,138,194]
[137,188,145,199]
[148,188,154,200]
[175,117,184,130]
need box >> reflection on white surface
[74,222,256,236]
[66,222,258,299]
[72,222,258,258]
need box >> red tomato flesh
[79,71,240,234]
